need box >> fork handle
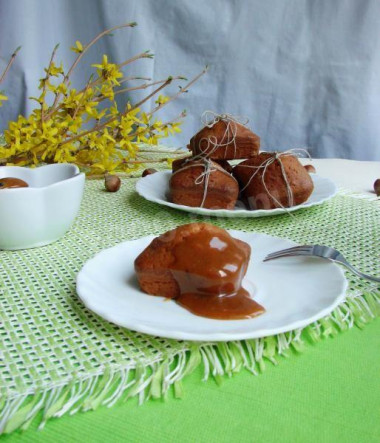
[336,257,380,283]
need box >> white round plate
[135,171,337,217]
[76,231,347,341]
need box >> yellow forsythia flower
[92,55,123,85]
[45,62,64,77]
[71,40,83,53]
[155,94,170,105]
[0,93,8,106]
[1,39,185,175]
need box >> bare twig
[86,173,133,179]
[137,148,186,154]
[128,77,173,111]
[41,44,60,122]
[85,157,173,178]
[96,76,186,102]
[147,66,208,116]
[118,76,151,85]
[0,46,21,85]
[162,109,187,125]
[117,50,154,69]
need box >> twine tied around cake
[172,148,311,211]
[238,148,312,211]
[192,111,250,159]
[172,158,237,208]
[201,110,249,128]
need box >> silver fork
[263,245,380,283]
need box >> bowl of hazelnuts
[0,163,85,250]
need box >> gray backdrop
[0,0,379,159]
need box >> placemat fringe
[2,288,379,434]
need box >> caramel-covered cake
[233,152,314,210]
[0,178,29,189]
[134,223,265,319]
[169,159,239,209]
[189,118,260,160]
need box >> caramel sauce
[169,229,265,320]
[0,177,29,189]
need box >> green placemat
[1,177,379,434]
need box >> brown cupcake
[233,153,314,210]
[170,159,239,209]
[189,119,260,160]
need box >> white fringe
[1,289,379,434]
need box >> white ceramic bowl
[0,164,85,250]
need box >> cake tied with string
[169,158,239,209]
[167,111,315,211]
[233,151,314,210]
[188,111,260,160]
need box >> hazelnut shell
[142,168,158,177]
[105,175,121,192]
[374,178,380,196]
[304,164,316,174]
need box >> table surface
[299,158,380,194]
[3,158,380,443]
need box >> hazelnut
[374,178,380,196]
[142,168,158,177]
[105,174,121,192]
[304,164,316,174]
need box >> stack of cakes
[169,114,314,210]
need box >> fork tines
[264,245,313,262]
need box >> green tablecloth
[3,319,380,442]
[1,169,379,441]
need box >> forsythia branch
[0,24,207,176]
[0,46,21,85]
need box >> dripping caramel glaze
[0,177,29,189]
[169,229,265,320]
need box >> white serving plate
[135,171,337,217]
[76,231,347,342]
[0,163,85,250]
